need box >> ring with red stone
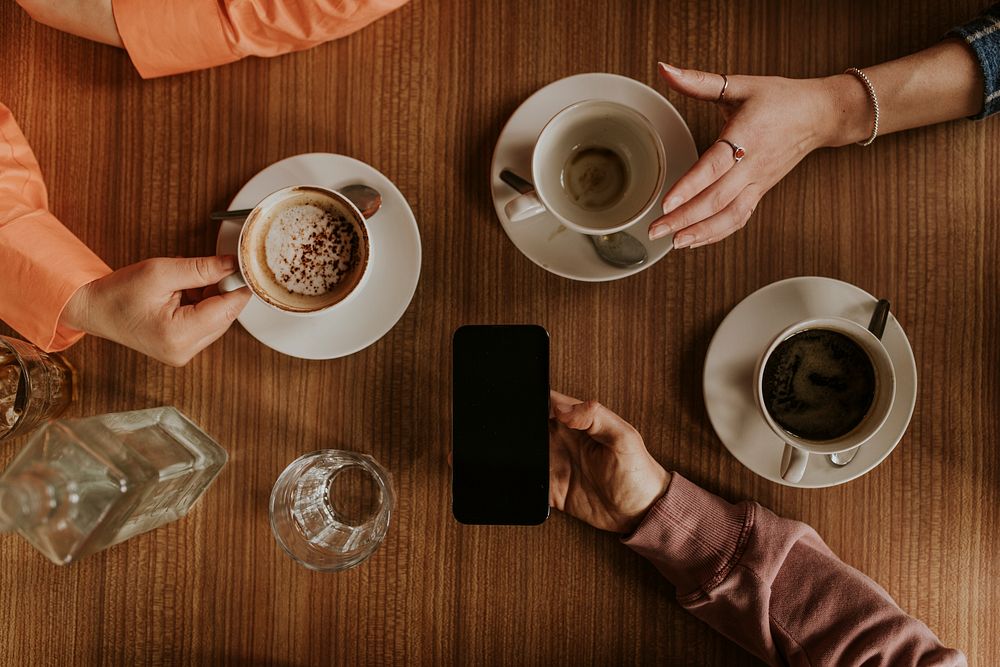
[718,139,746,163]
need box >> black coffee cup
[754,317,896,483]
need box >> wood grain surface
[1,0,997,664]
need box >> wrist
[622,467,671,534]
[59,281,97,334]
[817,73,875,148]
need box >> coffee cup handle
[218,271,247,294]
[780,444,808,483]
[504,191,545,222]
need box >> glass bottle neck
[0,475,58,532]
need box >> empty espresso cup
[219,185,372,316]
[504,100,666,235]
[754,317,896,483]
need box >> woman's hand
[60,256,251,366]
[549,390,670,534]
[649,63,871,249]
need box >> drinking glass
[269,450,394,572]
[0,336,76,442]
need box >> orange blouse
[112,0,410,78]
[0,105,112,351]
[1,1,407,351]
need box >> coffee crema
[263,202,359,296]
[761,329,876,441]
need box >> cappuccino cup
[755,317,896,483]
[219,185,371,316]
[504,100,666,235]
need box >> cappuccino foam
[264,203,358,296]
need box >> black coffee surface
[761,329,876,441]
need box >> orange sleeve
[0,104,112,352]
[111,0,410,79]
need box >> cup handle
[219,271,247,293]
[780,444,809,483]
[504,191,545,222]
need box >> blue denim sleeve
[947,3,1000,119]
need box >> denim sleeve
[947,3,1000,119]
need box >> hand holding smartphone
[451,325,550,525]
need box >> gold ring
[718,73,729,102]
[717,139,745,162]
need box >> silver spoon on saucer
[499,170,648,269]
[829,298,891,467]
[209,183,383,220]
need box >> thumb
[553,397,637,450]
[550,389,583,416]
[174,287,250,341]
[163,255,240,290]
[658,62,728,102]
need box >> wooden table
[1,1,997,664]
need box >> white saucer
[703,277,918,488]
[489,73,698,282]
[216,154,421,360]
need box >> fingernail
[662,195,683,215]
[649,224,671,241]
[658,62,683,77]
[221,255,237,271]
[672,234,694,249]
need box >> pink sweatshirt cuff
[623,473,752,598]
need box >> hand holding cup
[60,256,251,366]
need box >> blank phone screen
[452,325,550,525]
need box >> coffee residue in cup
[562,146,629,211]
[264,203,359,296]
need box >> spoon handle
[209,183,382,221]
[830,298,892,469]
[210,209,253,221]
[868,299,891,340]
[499,169,534,195]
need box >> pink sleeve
[623,474,966,666]
[0,104,112,351]
[111,0,411,78]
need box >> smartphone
[452,325,550,525]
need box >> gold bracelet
[844,67,880,147]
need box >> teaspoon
[498,169,648,269]
[829,298,891,467]
[209,183,382,220]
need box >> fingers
[650,153,744,240]
[154,255,239,290]
[551,396,638,451]
[671,188,760,249]
[550,389,583,414]
[169,288,250,363]
[178,287,250,334]
[657,141,736,218]
[657,62,730,102]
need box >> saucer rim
[702,275,918,489]
[216,152,421,360]
[489,72,697,283]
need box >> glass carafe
[0,407,227,565]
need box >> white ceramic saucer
[216,154,421,359]
[490,73,698,282]
[703,277,918,488]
